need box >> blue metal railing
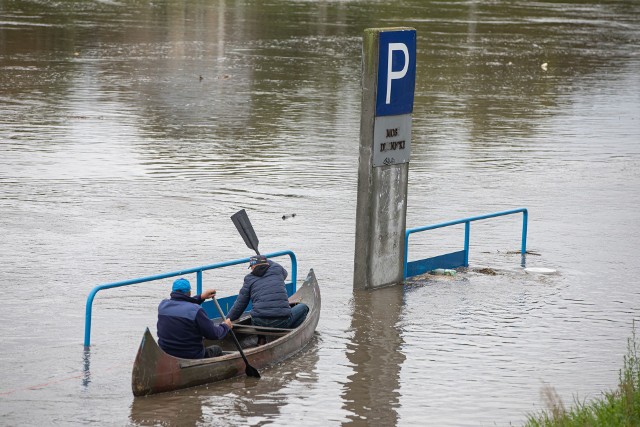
[404,208,528,279]
[83,250,297,347]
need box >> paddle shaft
[212,298,260,378]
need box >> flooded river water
[1,1,639,425]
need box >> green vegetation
[525,323,640,426]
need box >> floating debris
[405,269,465,285]
[541,62,548,71]
[473,267,497,276]
[505,250,541,256]
[431,268,456,276]
[524,267,557,275]
[282,213,297,220]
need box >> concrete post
[353,27,416,290]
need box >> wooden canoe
[131,268,320,396]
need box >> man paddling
[157,278,233,359]
[227,255,309,344]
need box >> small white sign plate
[373,114,412,167]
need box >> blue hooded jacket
[227,260,291,321]
[157,291,230,359]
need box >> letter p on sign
[386,43,409,104]
[376,29,416,117]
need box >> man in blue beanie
[227,255,309,345]
[157,277,233,359]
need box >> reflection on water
[129,336,320,426]
[343,286,405,425]
[82,348,91,388]
[1,0,639,426]
[131,392,206,426]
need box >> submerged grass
[525,322,640,427]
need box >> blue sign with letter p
[376,29,416,117]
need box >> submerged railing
[83,250,297,347]
[404,208,528,279]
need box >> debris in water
[541,62,548,71]
[282,213,297,220]
[525,267,557,275]
[431,268,456,276]
[506,250,541,256]
[473,267,497,276]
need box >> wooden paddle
[231,209,260,255]
[212,297,260,378]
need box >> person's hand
[224,318,233,329]
[201,289,216,300]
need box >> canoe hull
[132,268,320,396]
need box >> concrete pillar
[353,27,416,290]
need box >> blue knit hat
[172,278,191,293]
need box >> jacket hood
[170,291,200,303]
[251,264,270,277]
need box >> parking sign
[375,29,416,117]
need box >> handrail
[404,208,528,278]
[84,250,297,347]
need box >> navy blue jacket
[227,260,291,321]
[157,291,230,359]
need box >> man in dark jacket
[227,256,309,332]
[157,277,233,359]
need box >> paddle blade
[231,209,260,255]
[245,364,261,378]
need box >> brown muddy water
[1,1,639,425]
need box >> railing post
[196,270,203,295]
[521,209,528,267]
[464,221,470,267]
[403,230,410,280]
[521,209,528,255]
[84,289,98,347]
[290,252,298,292]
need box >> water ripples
[1,1,640,426]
